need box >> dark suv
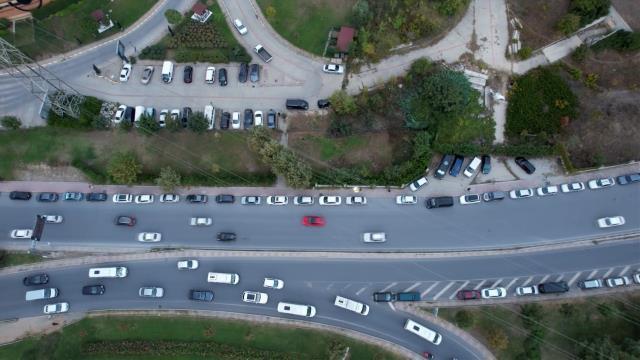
[217,232,237,241]
[218,68,228,86]
[244,109,253,129]
[220,112,230,129]
[425,196,454,209]
[373,292,395,302]
[538,281,569,294]
[215,194,235,204]
[515,157,536,174]
[449,155,464,177]
[435,154,454,179]
[82,284,106,295]
[115,216,136,226]
[9,191,32,200]
[285,99,309,110]
[186,194,208,203]
[23,273,49,286]
[86,192,108,202]
[190,290,214,302]
[183,65,193,83]
[267,109,276,129]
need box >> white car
[481,287,507,299]
[43,215,63,224]
[43,302,69,315]
[134,194,154,204]
[241,196,261,205]
[266,196,288,205]
[113,104,127,123]
[190,217,212,226]
[509,189,533,199]
[160,194,179,203]
[242,291,268,304]
[633,273,640,284]
[177,259,199,270]
[113,193,133,203]
[263,277,284,289]
[409,176,428,192]
[588,177,615,189]
[561,182,585,193]
[536,185,558,196]
[119,63,131,82]
[233,18,247,35]
[345,196,367,205]
[293,196,314,205]
[396,195,417,205]
[158,109,168,128]
[205,66,215,84]
[605,276,631,288]
[459,194,481,205]
[254,111,263,127]
[139,286,164,298]
[138,232,161,242]
[231,112,241,129]
[170,109,181,123]
[322,64,344,74]
[515,285,539,296]
[319,196,341,206]
[363,232,386,243]
[597,216,625,228]
[11,229,32,239]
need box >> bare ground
[611,0,640,31]
[507,0,570,50]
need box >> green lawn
[256,0,356,55]
[1,0,158,60]
[0,251,43,268]
[0,316,403,360]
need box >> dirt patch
[611,0,640,31]
[15,164,87,182]
[507,0,570,50]
[566,49,640,90]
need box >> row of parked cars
[120,61,257,86]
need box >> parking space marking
[380,282,397,292]
[602,268,615,279]
[539,275,550,284]
[341,284,352,291]
[587,269,599,279]
[568,272,582,286]
[326,283,334,290]
[490,278,503,288]
[555,274,564,282]
[432,282,455,300]
[503,278,518,291]
[403,282,421,292]
[421,282,439,298]
[619,265,631,276]
[449,281,470,300]
[521,276,534,287]
[355,287,367,296]
[388,302,396,311]
[473,279,487,290]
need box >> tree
[265,5,276,20]
[107,151,142,185]
[138,113,160,135]
[557,13,581,35]
[187,111,208,133]
[454,310,475,328]
[571,44,589,62]
[118,120,133,132]
[0,116,21,130]
[487,328,509,351]
[329,90,358,116]
[164,9,182,25]
[517,46,533,59]
[155,166,181,192]
[351,0,371,28]
[437,0,468,16]
[569,0,610,25]
[166,117,182,132]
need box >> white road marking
[568,272,582,286]
[473,279,487,290]
[521,276,534,287]
[602,268,615,279]
[432,282,455,300]
[355,287,367,296]
[403,282,421,292]
[555,274,564,282]
[380,282,397,292]
[503,278,518,291]
[539,274,550,284]
[619,265,631,276]
[587,269,599,279]
[449,281,470,300]
[421,282,439,298]
[326,283,334,290]
[387,302,396,311]
[490,278,503,288]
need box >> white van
[334,295,369,315]
[88,267,128,278]
[204,105,215,130]
[404,319,442,345]
[277,302,316,317]
[133,105,145,127]
[25,288,58,301]
[463,156,481,177]
[161,61,174,83]
[207,272,239,285]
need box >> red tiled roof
[336,26,356,52]
[192,3,207,16]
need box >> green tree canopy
[155,166,181,192]
[187,111,209,133]
[329,90,358,116]
[107,151,142,185]
[138,113,160,135]
[164,9,182,25]
[0,116,21,130]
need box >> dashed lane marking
[449,281,470,300]
[432,282,455,300]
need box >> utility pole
[0,37,84,118]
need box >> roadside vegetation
[0,315,402,359]
[0,250,42,268]
[0,0,157,60]
[435,293,640,360]
[139,3,250,63]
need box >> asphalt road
[1,184,639,251]
[2,240,640,358]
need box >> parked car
[449,155,464,177]
[588,177,615,189]
[425,196,454,209]
[322,64,344,74]
[482,191,505,202]
[605,276,631,288]
[183,65,193,83]
[170,109,181,125]
[82,285,106,295]
[113,104,127,123]
[578,279,603,290]
[43,215,63,224]
[217,232,237,241]
[396,195,417,205]
[38,192,59,202]
[373,292,395,302]
[158,109,168,128]
[319,195,341,205]
[119,63,131,82]
[231,112,241,129]
[434,154,454,179]
[205,66,215,84]
[250,63,260,82]
[177,260,199,270]
[220,111,230,129]
[43,302,69,314]
[139,286,164,298]
[186,194,208,203]
[597,216,625,228]
[459,194,481,205]
[23,273,49,286]
[409,176,428,192]
[9,191,31,200]
[215,194,235,203]
[515,157,536,174]
[218,68,228,86]
[481,287,506,299]
[115,216,136,226]
[538,281,569,294]
[266,195,288,205]
[238,63,248,83]
[181,107,192,127]
[64,192,83,201]
[317,99,330,108]
[456,290,481,300]
[241,196,261,205]
[363,232,386,243]
[537,185,559,196]
[11,229,32,239]
[617,173,640,185]
[138,232,161,242]
[141,66,154,84]
[254,110,263,126]
[509,188,534,199]
[293,196,314,205]
[159,194,180,203]
[285,99,309,110]
[134,194,154,204]
[242,291,268,304]
[190,290,214,302]
[233,18,247,35]
[561,182,585,193]
[481,155,491,174]
[244,108,253,129]
[345,196,367,205]
[463,156,481,177]
[267,109,276,128]
[263,278,284,289]
[515,285,538,296]
[86,192,108,202]
[302,216,325,227]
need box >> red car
[302,216,325,227]
[456,289,481,300]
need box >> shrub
[1,116,21,130]
[517,46,533,60]
[557,14,581,35]
[164,9,182,25]
[584,73,598,89]
[155,166,181,192]
[569,0,610,26]
[454,310,475,328]
[139,44,167,60]
[187,112,208,133]
[47,96,103,129]
[138,114,160,135]
[437,0,469,16]
[487,328,509,351]
[571,44,589,62]
[592,30,640,52]
[107,151,142,185]
[329,90,358,116]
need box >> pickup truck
[254,44,273,63]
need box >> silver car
[139,287,164,298]
[141,66,154,85]
[293,196,314,205]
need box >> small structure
[336,26,356,54]
[91,9,114,34]
[190,2,212,23]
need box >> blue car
[449,155,464,177]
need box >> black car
[220,112,230,129]
[449,155,464,177]
[285,99,309,110]
[217,232,237,241]
[86,192,108,202]
[425,196,454,209]
[434,154,454,179]
[82,284,106,295]
[37,192,59,202]
[249,63,259,82]
[186,194,208,203]
[124,106,134,124]
[538,281,569,294]
[190,289,214,302]
[267,109,276,129]
[181,107,192,128]
[115,215,136,226]
[218,68,228,86]
[9,191,32,200]
[238,63,248,83]
[617,173,640,185]
[23,273,49,286]
[215,194,235,203]
[373,292,395,302]
[183,65,193,83]
[515,157,536,174]
[317,99,330,108]
[481,155,491,174]
[244,109,253,129]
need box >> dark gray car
[244,109,253,129]
[238,63,248,83]
[249,64,259,82]
[218,68,227,86]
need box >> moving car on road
[82,285,106,295]
[177,260,199,270]
[138,232,161,242]
[334,295,369,315]
[404,319,442,345]
[43,215,63,224]
[190,290,214,302]
[396,195,417,205]
[363,232,386,243]
[139,286,164,298]
[216,232,237,241]
[190,217,212,226]
[242,291,268,304]
[263,278,284,289]
[302,216,325,227]
[11,229,32,239]
[43,302,69,315]
[233,18,247,35]
[23,273,49,286]
[597,216,625,228]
